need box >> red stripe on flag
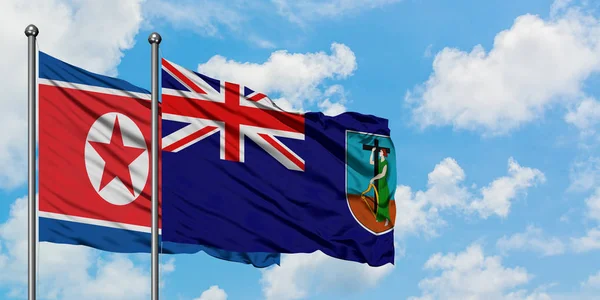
[248,93,267,101]
[163,125,218,152]
[162,94,305,133]
[224,82,240,161]
[258,133,305,171]
[162,59,207,94]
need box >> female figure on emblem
[370,148,391,226]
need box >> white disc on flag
[84,112,149,206]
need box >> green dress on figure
[376,159,391,223]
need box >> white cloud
[421,157,470,209]
[0,0,145,189]
[469,158,546,218]
[394,185,446,238]
[317,85,348,116]
[259,251,394,300]
[570,186,600,253]
[527,271,600,299]
[584,188,600,222]
[248,35,277,49]
[0,196,158,299]
[143,0,243,37]
[581,271,600,289]
[424,44,434,58]
[70,255,149,300]
[496,225,566,256]
[565,97,600,137]
[406,4,600,135]
[504,289,553,300]
[143,0,277,49]
[197,43,356,113]
[409,243,543,300]
[272,0,402,25]
[160,257,176,273]
[395,157,545,237]
[550,0,575,17]
[318,99,347,116]
[393,157,468,238]
[571,228,600,253]
[194,285,228,300]
[569,156,600,192]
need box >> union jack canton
[161,59,305,171]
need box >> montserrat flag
[160,58,396,266]
[37,51,279,268]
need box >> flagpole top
[148,32,162,44]
[24,24,39,37]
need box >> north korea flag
[37,51,279,267]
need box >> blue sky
[1,0,600,299]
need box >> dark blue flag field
[161,58,397,266]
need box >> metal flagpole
[25,24,39,300]
[148,32,162,300]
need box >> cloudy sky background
[1,0,600,299]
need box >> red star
[89,116,146,196]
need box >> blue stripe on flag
[39,217,280,268]
[39,51,150,94]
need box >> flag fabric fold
[38,51,280,268]
[161,58,396,267]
